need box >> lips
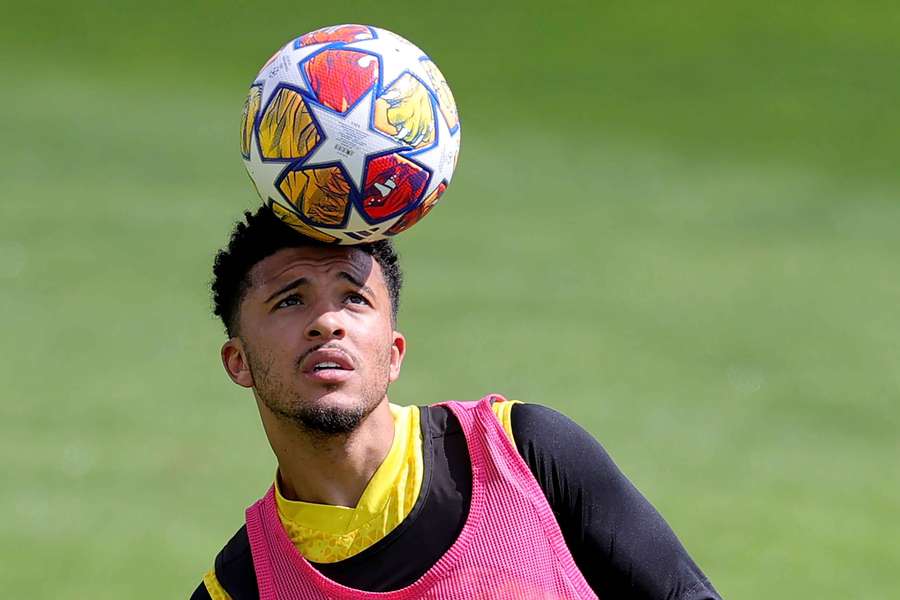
[300,347,355,375]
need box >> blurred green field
[1,1,898,597]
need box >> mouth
[300,347,355,384]
[312,361,343,372]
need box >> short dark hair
[211,206,403,337]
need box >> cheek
[360,323,395,366]
[260,321,304,353]
[245,332,294,372]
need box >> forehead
[249,246,383,294]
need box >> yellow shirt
[202,400,519,598]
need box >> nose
[304,306,346,341]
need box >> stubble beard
[244,342,391,436]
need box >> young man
[191,208,721,599]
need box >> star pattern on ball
[405,107,460,199]
[301,89,408,194]
[257,41,331,110]
[342,33,433,92]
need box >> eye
[276,294,303,309]
[345,292,369,306]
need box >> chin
[296,399,369,435]
[284,387,378,435]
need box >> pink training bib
[245,395,598,599]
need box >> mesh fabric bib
[245,396,597,599]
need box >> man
[191,207,721,599]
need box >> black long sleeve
[511,403,721,599]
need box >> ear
[388,330,406,383]
[221,338,254,388]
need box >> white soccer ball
[240,24,461,243]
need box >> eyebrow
[264,277,308,303]
[339,271,375,297]
[262,272,374,304]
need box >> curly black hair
[211,206,403,337]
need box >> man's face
[220,246,405,434]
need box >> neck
[257,397,395,508]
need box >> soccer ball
[240,24,461,244]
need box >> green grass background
[2,1,898,597]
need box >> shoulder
[189,579,213,600]
[209,525,258,600]
[509,402,607,459]
[508,401,586,435]
[189,524,256,600]
[506,402,628,496]
[427,400,616,487]
[423,401,603,455]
